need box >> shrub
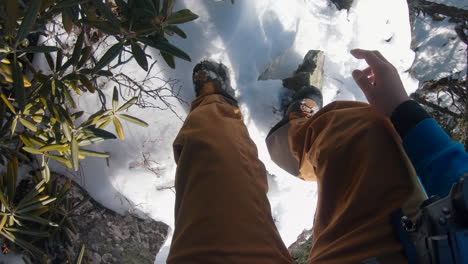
[0,0,199,261]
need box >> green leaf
[118,114,149,127]
[17,179,46,208]
[113,117,125,140]
[80,127,117,140]
[48,154,69,164]
[40,158,50,182]
[0,190,9,209]
[161,0,174,16]
[81,19,121,35]
[72,136,79,170]
[165,9,199,24]
[16,0,41,44]
[1,230,46,256]
[94,0,120,27]
[79,149,110,158]
[117,97,137,112]
[56,50,63,71]
[6,158,18,202]
[19,118,38,132]
[131,41,148,71]
[12,58,26,111]
[96,70,113,77]
[141,0,157,14]
[1,93,16,114]
[0,215,7,233]
[62,122,72,141]
[63,84,77,109]
[97,116,112,129]
[16,197,56,214]
[112,86,119,110]
[5,227,50,238]
[18,195,51,212]
[71,31,85,66]
[62,9,74,33]
[44,52,55,70]
[161,52,175,69]
[5,0,19,36]
[79,75,96,93]
[71,111,84,120]
[22,46,59,53]
[165,25,187,39]
[19,134,34,147]
[10,117,18,137]
[77,46,92,69]
[153,0,160,15]
[93,42,124,73]
[139,38,191,61]
[29,136,46,147]
[23,146,42,154]
[15,215,58,227]
[75,244,86,264]
[39,144,70,152]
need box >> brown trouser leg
[267,101,426,264]
[168,94,294,264]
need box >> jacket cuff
[402,119,458,169]
[391,100,431,138]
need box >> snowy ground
[3,0,467,263]
[411,14,467,82]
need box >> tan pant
[168,94,426,264]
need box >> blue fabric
[403,119,468,197]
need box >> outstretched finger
[373,50,390,64]
[352,70,375,102]
[351,49,385,70]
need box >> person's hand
[351,49,410,117]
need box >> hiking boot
[193,60,236,99]
[285,85,323,119]
[267,85,323,138]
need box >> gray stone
[282,50,325,91]
[92,252,102,264]
[57,177,169,264]
[330,0,354,10]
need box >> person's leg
[168,92,294,264]
[267,101,426,264]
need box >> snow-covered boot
[192,60,236,100]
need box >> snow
[5,0,466,263]
[411,14,467,82]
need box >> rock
[282,50,325,91]
[92,252,102,264]
[56,177,169,264]
[288,229,314,264]
[329,0,354,10]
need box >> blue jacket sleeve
[402,118,468,197]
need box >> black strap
[390,100,430,138]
